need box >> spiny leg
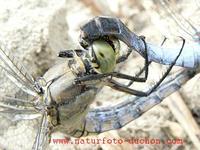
[115,36,146,64]
[77,37,185,96]
[75,70,148,85]
[126,37,168,87]
[116,48,132,63]
[107,79,147,96]
[144,37,185,95]
[116,36,150,83]
[69,119,88,138]
[106,37,185,96]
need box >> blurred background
[0,0,200,149]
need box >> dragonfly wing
[0,96,40,121]
[158,0,199,42]
[32,112,49,150]
[0,96,41,149]
[0,43,39,96]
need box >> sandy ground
[0,0,200,150]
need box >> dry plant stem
[167,93,200,148]
[139,2,200,147]
[153,65,200,148]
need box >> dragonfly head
[58,39,119,74]
[88,39,119,73]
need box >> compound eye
[91,40,116,73]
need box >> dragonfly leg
[106,37,185,96]
[75,70,148,86]
[116,48,132,63]
[69,119,89,138]
[58,49,85,58]
[107,79,147,96]
[126,37,168,87]
[144,37,185,95]
[116,36,147,63]
[77,37,184,96]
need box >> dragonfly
[0,16,198,150]
[77,15,199,134]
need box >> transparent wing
[0,96,40,121]
[158,0,200,42]
[0,96,41,149]
[32,112,49,150]
[0,43,40,96]
[85,69,196,133]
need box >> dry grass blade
[167,92,200,148]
